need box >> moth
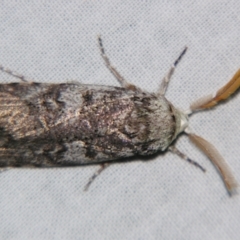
[0,36,239,194]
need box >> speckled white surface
[0,1,239,239]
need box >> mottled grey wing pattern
[0,83,131,166]
[0,82,175,167]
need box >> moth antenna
[0,64,29,82]
[187,132,238,195]
[190,69,240,112]
[84,163,109,191]
[169,146,206,172]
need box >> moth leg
[98,35,138,91]
[84,163,110,191]
[169,145,206,172]
[0,65,29,82]
[157,46,187,96]
[190,69,240,112]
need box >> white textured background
[0,1,239,239]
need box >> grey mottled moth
[0,36,239,194]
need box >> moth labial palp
[0,36,239,195]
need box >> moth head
[170,105,189,141]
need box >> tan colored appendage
[190,69,240,111]
[188,133,238,195]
